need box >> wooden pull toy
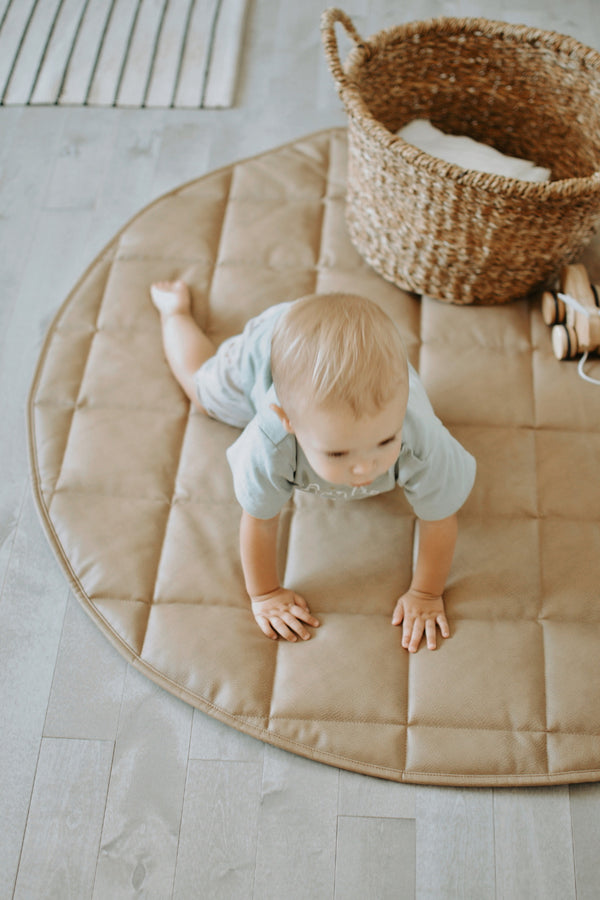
[541,264,600,360]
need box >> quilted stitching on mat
[29,129,600,786]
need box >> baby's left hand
[392,589,450,652]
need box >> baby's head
[270,293,409,486]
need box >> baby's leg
[150,280,215,411]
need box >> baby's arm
[392,513,458,652]
[240,510,320,641]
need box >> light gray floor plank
[266,1,326,110]
[494,787,576,900]
[189,709,265,762]
[334,815,416,900]
[415,786,495,900]
[13,737,114,900]
[81,107,167,257]
[92,667,193,899]
[0,481,24,602]
[172,760,263,899]
[253,745,340,899]
[0,96,23,163]
[569,783,600,900]
[43,106,121,211]
[0,495,70,899]
[43,594,127,741]
[0,107,67,363]
[149,110,212,197]
[338,768,416,819]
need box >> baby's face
[286,393,407,487]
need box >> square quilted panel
[540,520,600,620]
[319,195,368,270]
[207,263,317,341]
[175,415,240,505]
[421,295,533,351]
[407,620,547,733]
[56,407,186,502]
[453,426,538,518]
[117,181,231,262]
[269,612,409,724]
[142,605,276,718]
[216,197,324,269]
[544,621,600,734]
[448,518,541,620]
[283,493,415,616]
[265,718,407,777]
[49,493,169,603]
[547,733,600,778]
[33,331,95,405]
[229,140,329,201]
[405,726,549,782]
[153,502,245,606]
[419,343,535,427]
[78,329,188,412]
[536,431,600,519]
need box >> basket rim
[327,11,600,200]
[357,14,600,61]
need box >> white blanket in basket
[398,119,551,182]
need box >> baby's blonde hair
[270,293,408,417]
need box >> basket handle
[320,8,366,96]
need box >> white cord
[578,352,600,386]
[556,292,600,385]
[557,292,600,317]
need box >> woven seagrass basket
[321,8,600,305]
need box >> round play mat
[28,129,600,786]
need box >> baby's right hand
[251,588,320,642]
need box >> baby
[151,281,476,652]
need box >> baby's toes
[150,280,190,315]
[151,279,171,291]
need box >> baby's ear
[269,404,294,434]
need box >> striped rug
[0,0,249,108]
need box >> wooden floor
[2,0,600,897]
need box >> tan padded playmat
[28,129,600,786]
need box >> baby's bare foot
[150,280,191,317]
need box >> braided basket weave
[321,8,600,304]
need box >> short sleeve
[226,415,296,519]
[397,367,476,520]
